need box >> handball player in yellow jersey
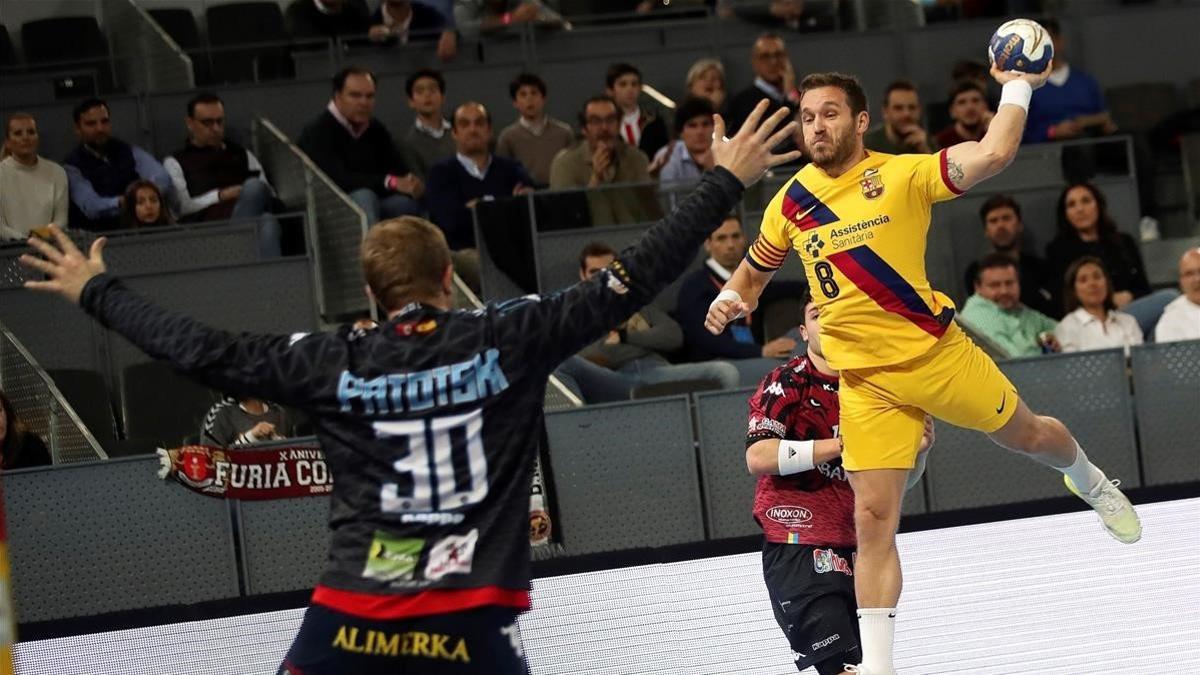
[704,65,1141,675]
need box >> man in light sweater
[0,112,68,240]
[959,253,1060,358]
[495,72,575,187]
[1154,248,1200,343]
[554,242,739,402]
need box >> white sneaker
[1064,476,1143,544]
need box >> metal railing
[0,323,107,464]
[253,117,373,322]
[101,0,194,93]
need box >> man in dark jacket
[297,67,423,224]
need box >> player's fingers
[738,99,771,140]
[25,235,64,264]
[89,236,107,265]
[48,224,81,258]
[712,114,726,145]
[18,254,55,276]
[769,150,804,168]
[23,279,59,293]
[763,120,799,152]
[753,106,793,144]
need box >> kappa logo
[804,233,825,258]
[765,382,785,396]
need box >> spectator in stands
[453,1,569,36]
[651,98,716,183]
[286,0,371,41]
[962,194,1057,318]
[298,67,423,225]
[554,242,739,402]
[201,396,289,447]
[952,59,998,108]
[1056,256,1143,352]
[1154,248,1200,343]
[426,102,533,289]
[0,112,68,240]
[402,69,456,180]
[368,0,458,62]
[495,72,575,187]
[1024,18,1117,144]
[120,179,173,229]
[163,93,282,257]
[935,79,993,148]
[63,98,172,232]
[864,80,937,154]
[723,33,798,144]
[959,253,1059,358]
[0,390,51,470]
[685,58,726,110]
[549,95,655,226]
[675,215,804,384]
[605,62,669,161]
[1045,182,1150,313]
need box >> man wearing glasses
[722,32,800,153]
[164,92,282,256]
[549,95,656,226]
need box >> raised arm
[496,100,802,370]
[942,63,1053,194]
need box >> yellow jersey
[748,149,962,370]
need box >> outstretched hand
[19,224,107,305]
[711,99,802,187]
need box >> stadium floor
[15,497,1200,674]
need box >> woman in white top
[0,112,69,240]
[1056,256,1144,353]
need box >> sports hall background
[0,0,1198,673]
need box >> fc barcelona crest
[860,168,884,200]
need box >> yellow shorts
[839,322,1019,471]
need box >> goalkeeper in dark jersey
[746,290,933,675]
[21,101,800,675]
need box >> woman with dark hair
[120,179,173,229]
[0,390,52,470]
[1045,182,1150,312]
[1055,256,1143,353]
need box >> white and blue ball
[988,19,1054,74]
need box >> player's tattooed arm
[946,156,966,190]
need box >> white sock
[1058,442,1107,495]
[857,607,896,673]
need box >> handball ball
[988,19,1054,74]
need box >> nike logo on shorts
[995,391,1006,414]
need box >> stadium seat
[0,24,18,68]
[105,436,162,458]
[47,368,119,448]
[205,2,293,84]
[762,297,802,342]
[1190,78,1200,108]
[20,16,114,93]
[1183,133,1200,220]
[147,8,213,85]
[119,361,219,447]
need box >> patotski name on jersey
[337,348,511,415]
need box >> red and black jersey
[746,355,855,547]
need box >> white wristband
[709,288,744,319]
[999,80,1033,113]
[778,440,815,475]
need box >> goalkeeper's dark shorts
[277,603,529,675]
[763,541,862,674]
